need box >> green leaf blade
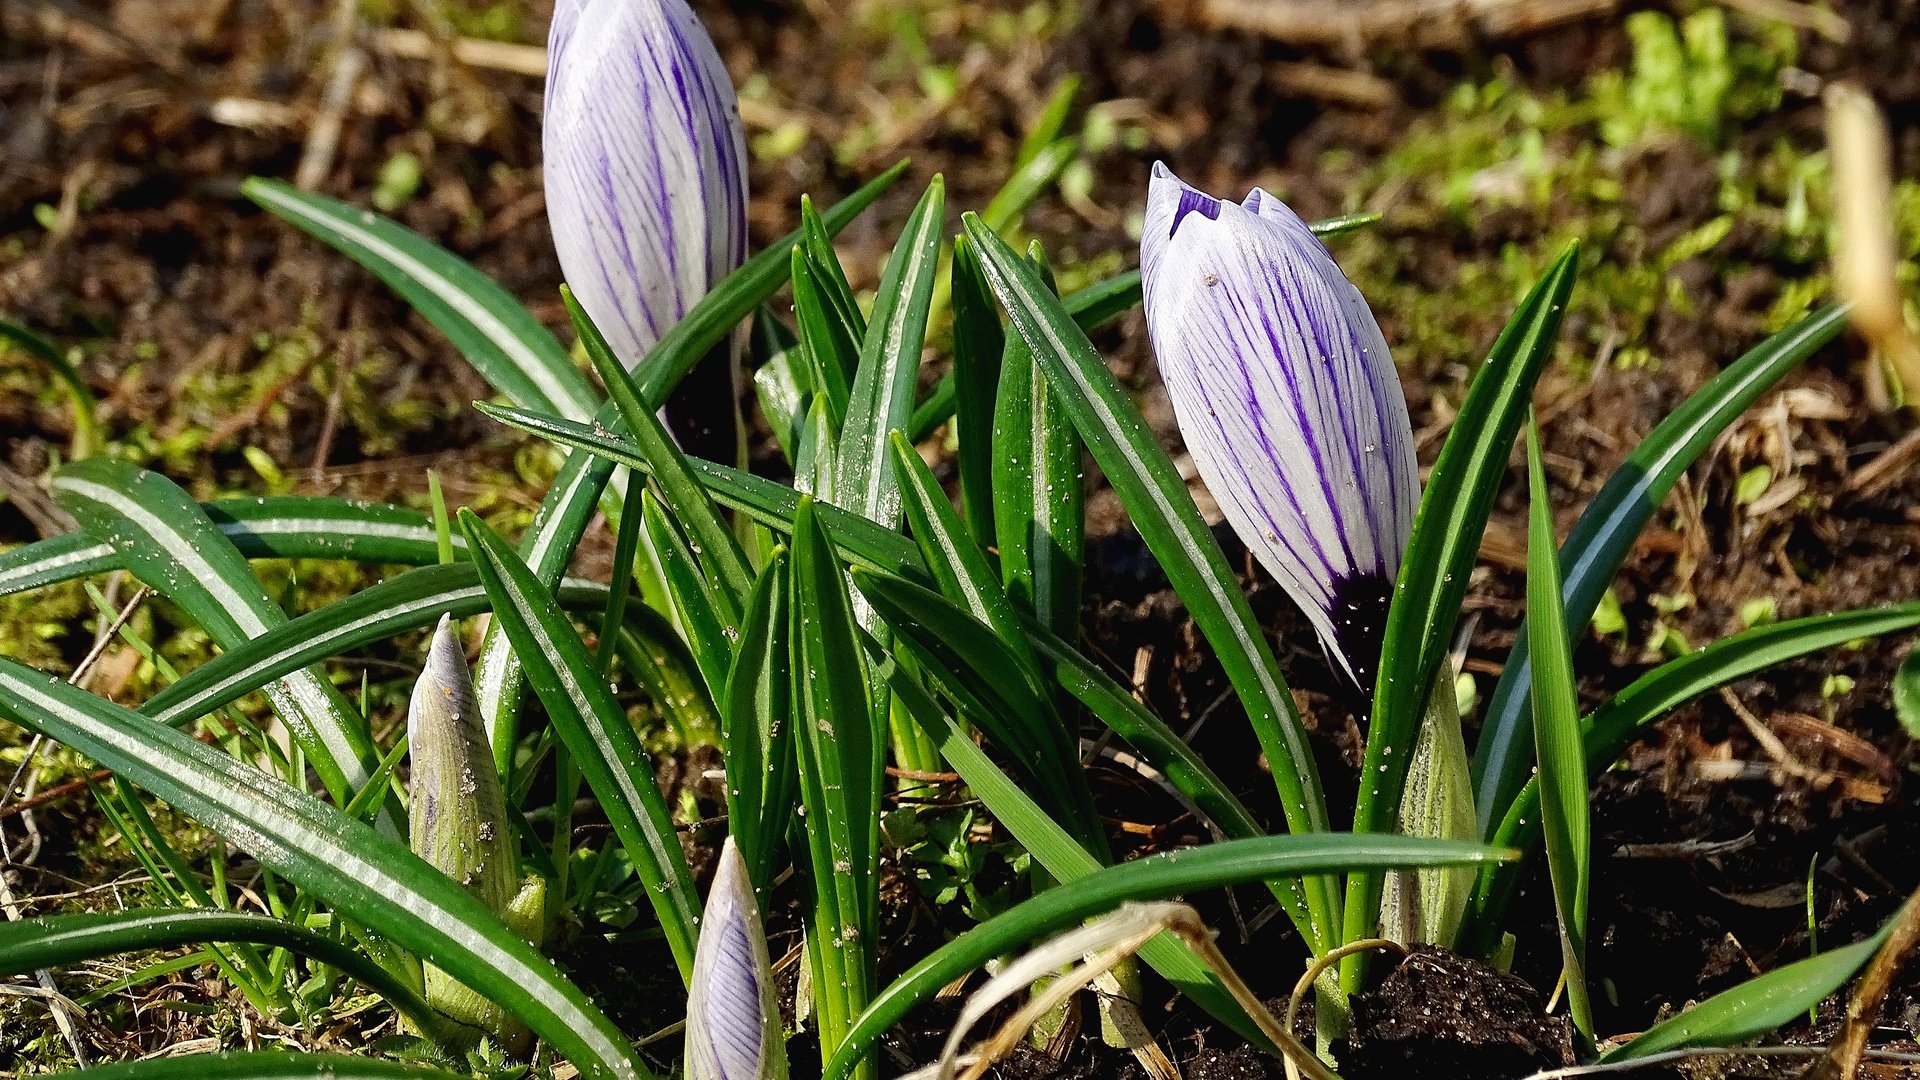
[836,178,946,528]
[960,211,1334,952]
[242,178,597,421]
[1601,923,1891,1062]
[458,510,701,984]
[1343,243,1579,976]
[1525,419,1592,1039]
[1472,305,1849,837]
[0,661,649,1080]
[52,461,385,822]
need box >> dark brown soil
[8,0,1920,1076]
[1342,948,1574,1080]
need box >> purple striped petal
[686,836,785,1080]
[1141,163,1418,688]
[544,0,748,370]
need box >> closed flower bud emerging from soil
[409,614,541,1047]
[686,836,786,1080]
[544,0,748,459]
[544,0,748,369]
[1140,163,1419,690]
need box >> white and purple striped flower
[545,0,744,453]
[686,836,786,1080]
[544,0,748,372]
[1141,163,1419,689]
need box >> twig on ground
[1845,428,1920,497]
[294,0,367,192]
[1283,939,1404,1080]
[310,329,360,486]
[1267,61,1396,108]
[1198,0,1618,49]
[1809,888,1920,1080]
[1716,0,1851,41]
[370,28,546,76]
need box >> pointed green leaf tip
[408,614,539,1046]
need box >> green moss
[1332,5,1913,383]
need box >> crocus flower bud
[1140,163,1419,689]
[409,614,539,1046]
[544,0,748,456]
[686,836,786,1080]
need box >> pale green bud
[408,614,529,1049]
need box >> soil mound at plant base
[1340,946,1574,1080]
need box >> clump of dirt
[1340,947,1574,1080]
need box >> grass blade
[0,317,98,458]
[1470,600,1920,944]
[826,834,1510,1080]
[242,178,598,422]
[789,498,884,1078]
[835,178,946,528]
[991,264,1084,644]
[751,307,809,459]
[1471,305,1849,837]
[0,909,437,1035]
[982,138,1076,232]
[795,394,840,500]
[949,235,1006,540]
[961,212,1335,953]
[1600,921,1893,1062]
[597,470,647,675]
[1524,420,1592,1039]
[641,493,735,697]
[889,431,1035,669]
[54,1052,478,1080]
[52,461,386,822]
[568,285,752,616]
[791,245,859,426]
[0,660,650,1080]
[721,553,795,893]
[800,196,870,348]
[458,510,700,983]
[1342,243,1579,980]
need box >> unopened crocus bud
[1140,163,1419,690]
[686,836,786,1080]
[544,0,748,454]
[409,614,542,1047]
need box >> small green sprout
[373,153,425,213]
[1735,465,1775,505]
[1739,597,1778,628]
